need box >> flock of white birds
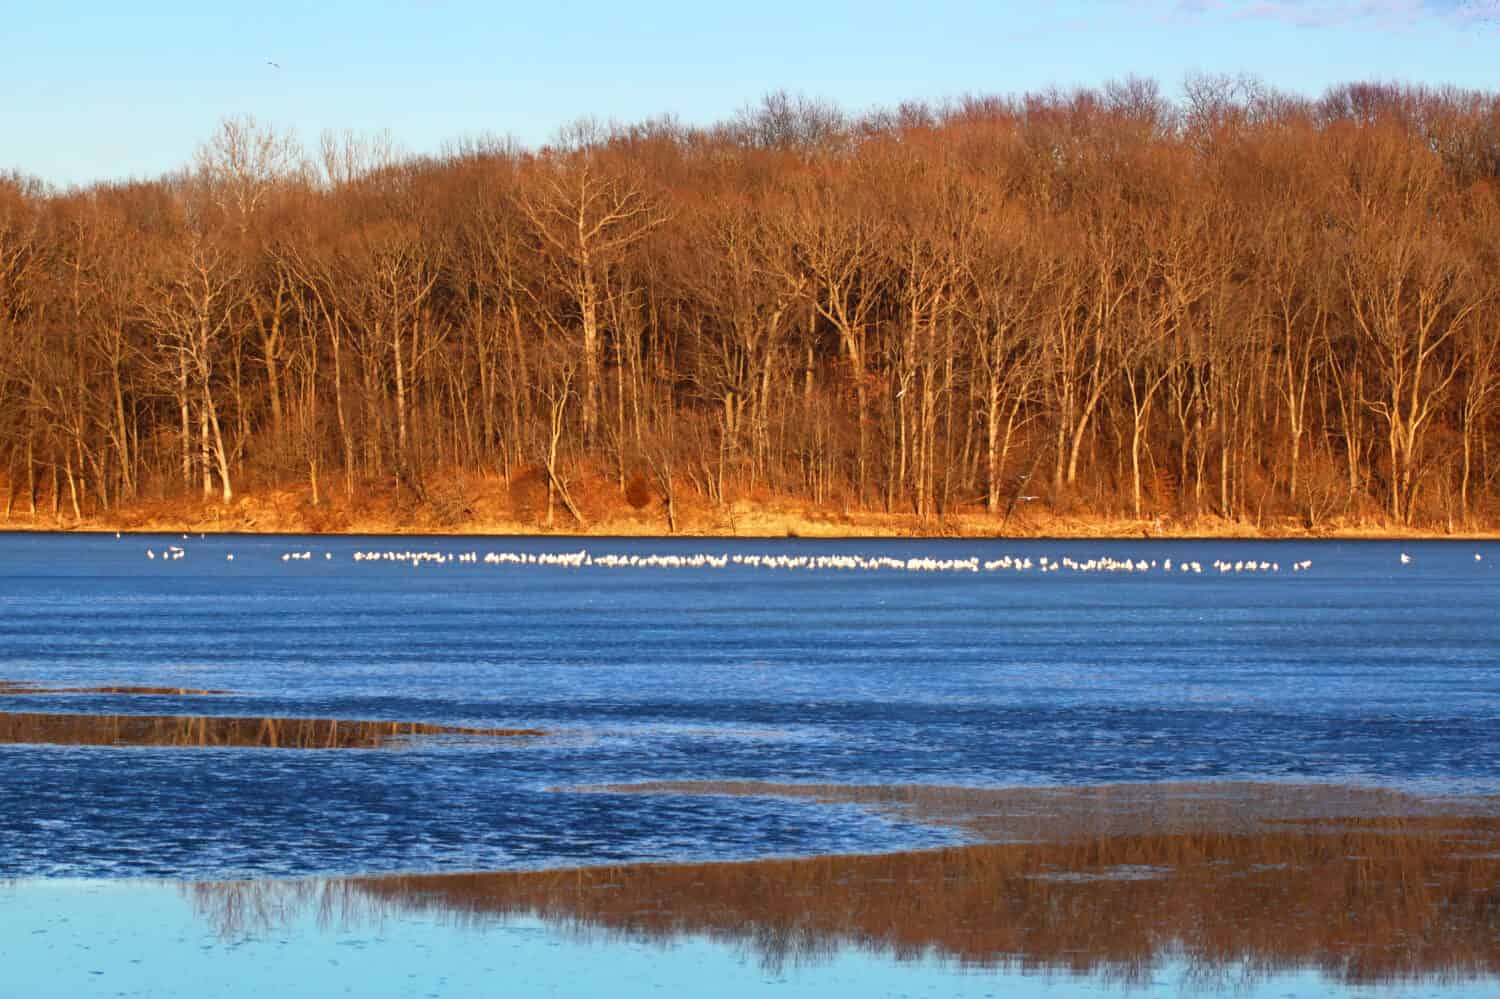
[337,550,1316,574]
[127,533,1491,575]
[130,542,1334,576]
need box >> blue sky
[3,1,1495,187]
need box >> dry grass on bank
[3,468,1497,540]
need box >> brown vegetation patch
[570,780,1479,842]
[191,811,1500,985]
[623,473,653,510]
[14,478,1500,539]
[0,711,543,749]
[505,466,549,525]
[294,497,352,534]
[0,680,230,696]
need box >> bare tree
[140,229,242,503]
[519,155,666,443]
[1334,131,1482,522]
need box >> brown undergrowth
[4,470,1497,540]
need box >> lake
[1,533,1497,996]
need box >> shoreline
[7,523,1498,541]
[6,471,1499,540]
[4,498,1499,543]
[9,525,1499,541]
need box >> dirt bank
[4,473,1497,540]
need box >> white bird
[1400,552,1412,565]
[226,554,234,561]
[1476,553,1483,562]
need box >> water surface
[1,533,1496,878]
[2,533,1496,997]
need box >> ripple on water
[0,535,1497,878]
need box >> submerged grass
[0,680,230,696]
[568,779,1491,841]
[189,804,1500,987]
[0,710,543,748]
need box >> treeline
[2,77,1499,529]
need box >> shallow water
[5,870,1492,999]
[1,533,1498,879]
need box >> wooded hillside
[3,78,1498,531]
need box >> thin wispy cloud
[1173,0,1498,27]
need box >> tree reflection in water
[187,783,1500,989]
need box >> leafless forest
[2,78,1499,530]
